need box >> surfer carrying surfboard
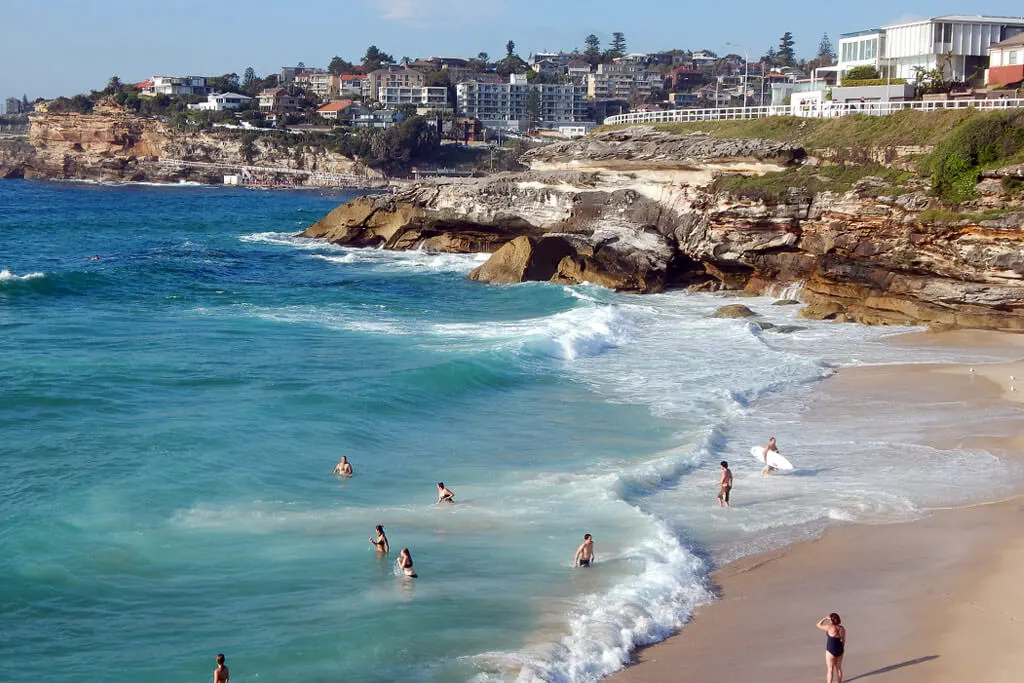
[762,437,780,475]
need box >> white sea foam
[314,249,490,274]
[0,269,46,282]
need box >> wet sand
[609,330,1024,683]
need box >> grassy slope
[599,109,984,151]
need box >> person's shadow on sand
[846,655,939,681]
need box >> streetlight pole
[727,42,749,110]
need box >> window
[1011,50,1020,66]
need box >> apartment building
[294,72,339,100]
[363,67,425,101]
[456,74,591,131]
[376,86,450,112]
[586,63,661,100]
[338,75,365,97]
[837,15,1024,82]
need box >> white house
[144,76,210,97]
[837,15,1024,82]
[188,92,252,111]
[456,74,591,132]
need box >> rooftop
[317,99,354,112]
[883,14,1024,28]
[990,32,1024,48]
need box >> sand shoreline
[608,329,1024,683]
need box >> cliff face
[1,101,369,184]
[300,126,1023,330]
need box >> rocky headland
[0,100,375,184]
[301,126,1024,331]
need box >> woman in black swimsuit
[397,548,417,578]
[816,613,846,683]
[370,525,389,554]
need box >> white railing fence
[603,98,1024,126]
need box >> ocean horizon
[2,179,1021,683]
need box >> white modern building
[457,74,591,131]
[376,86,450,112]
[837,15,1024,82]
[187,92,252,111]
[586,63,661,100]
[144,76,210,97]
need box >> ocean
[1,180,1021,683]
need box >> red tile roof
[317,99,354,112]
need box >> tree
[506,40,516,58]
[362,45,394,72]
[477,52,489,64]
[400,56,411,66]
[583,34,601,67]
[243,67,256,87]
[524,88,541,130]
[328,57,354,75]
[777,32,795,66]
[610,32,627,56]
[104,76,123,95]
[761,47,777,68]
[297,61,306,71]
[817,33,836,66]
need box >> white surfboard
[751,446,794,471]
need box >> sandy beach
[610,329,1024,683]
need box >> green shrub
[923,111,1024,202]
[837,78,907,87]
[842,66,880,84]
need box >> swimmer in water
[397,548,417,578]
[573,534,594,567]
[370,525,389,553]
[436,482,454,504]
[333,456,353,476]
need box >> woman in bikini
[397,548,417,578]
[816,612,846,683]
[369,525,389,554]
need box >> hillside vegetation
[602,110,1024,204]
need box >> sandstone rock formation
[313,127,1024,331]
[0,100,371,184]
[296,126,1024,330]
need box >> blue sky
[2,1,1023,100]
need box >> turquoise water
[2,180,1021,683]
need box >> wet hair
[401,548,412,559]
[720,460,728,468]
[216,654,225,665]
[375,525,384,534]
[438,482,444,488]
[584,533,592,540]
[829,613,841,625]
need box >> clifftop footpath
[302,116,1024,331]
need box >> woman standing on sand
[816,613,846,683]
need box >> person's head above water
[375,525,384,534]
[583,533,592,541]
[216,654,225,665]
[829,613,841,625]
[437,482,444,488]
[720,460,728,468]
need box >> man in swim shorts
[718,460,732,507]
[574,534,594,567]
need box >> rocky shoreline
[300,126,1024,331]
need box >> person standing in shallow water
[762,437,780,475]
[816,613,846,683]
[333,456,353,476]
[436,482,454,504]
[717,460,732,507]
[398,548,417,577]
[370,525,389,553]
[213,654,229,683]
[573,534,594,567]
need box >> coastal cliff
[0,100,372,184]
[301,126,1024,330]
